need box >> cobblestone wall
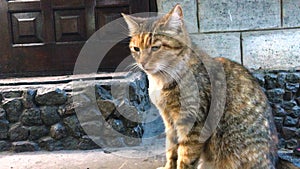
[0,72,150,152]
[0,70,299,152]
[253,71,300,149]
[157,0,300,70]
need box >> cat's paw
[156,167,165,169]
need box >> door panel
[7,0,41,11]
[95,7,129,30]
[11,12,43,44]
[54,9,87,42]
[0,0,156,78]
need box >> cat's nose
[140,61,146,69]
[140,62,152,72]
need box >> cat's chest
[148,82,162,106]
[147,76,163,106]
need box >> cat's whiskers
[125,62,142,72]
[157,63,182,85]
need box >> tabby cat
[122,4,297,169]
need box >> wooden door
[0,0,156,78]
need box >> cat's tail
[276,158,299,169]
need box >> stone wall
[0,70,299,152]
[253,71,300,149]
[0,72,150,152]
[157,0,300,70]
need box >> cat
[122,4,297,169]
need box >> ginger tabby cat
[122,4,297,169]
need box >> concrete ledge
[283,0,300,28]
[191,32,241,63]
[198,0,280,32]
[243,29,300,70]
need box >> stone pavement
[1,144,300,169]
[0,148,165,169]
[0,133,166,169]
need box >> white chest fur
[147,75,163,107]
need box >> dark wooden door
[0,0,156,78]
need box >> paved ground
[0,148,165,169]
[1,146,300,169]
[0,134,166,169]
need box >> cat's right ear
[155,4,184,35]
[122,13,139,36]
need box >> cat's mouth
[144,68,157,74]
[140,64,160,74]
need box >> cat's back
[213,56,276,138]
[213,57,267,110]
[204,57,278,168]
[214,57,259,89]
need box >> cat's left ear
[122,13,139,36]
[159,4,184,34]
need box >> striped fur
[123,4,297,169]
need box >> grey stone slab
[157,0,198,33]
[190,33,241,63]
[283,0,300,27]
[198,0,281,32]
[243,29,300,70]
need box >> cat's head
[122,5,191,76]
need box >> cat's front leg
[176,141,203,169]
[175,120,203,169]
[156,147,177,169]
[157,126,178,169]
[164,136,178,169]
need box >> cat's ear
[159,4,184,34]
[122,13,139,36]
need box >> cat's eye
[133,47,140,52]
[151,45,161,52]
